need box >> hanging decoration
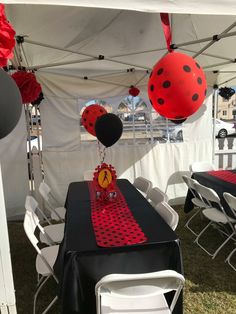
[129,86,140,97]
[0,69,22,139]
[148,52,207,120]
[95,113,123,147]
[0,4,15,67]
[31,92,44,106]
[11,71,42,104]
[219,87,235,100]
[81,104,107,136]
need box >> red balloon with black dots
[81,104,107,136]
[148,52,207,120]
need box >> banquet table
[184,169,236,218]
[54,179,183,314]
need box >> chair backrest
[223,192,236,219]
[155,201,179,230]
[23,202,56,277]
[39,181,51,202]
[147,187,168,207]
[25,194,51,225]
[95,270,184,314]
[83,170,94,181]
[182,175,201,199]
[193,181,220,206]
[189,161,215,173]
[133,176,152,196]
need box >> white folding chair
[182,175,207,236]
[83,169,94,180]
[23,208,59,314]
[133,176,152,197]
[189,161,215,173]
[223,192,236,271]
[193,183,236,259]
[147,187,168,208]
[154,201,179,231]
[25,195,65,245]
[95,270,184,314]
[39,181,66,222]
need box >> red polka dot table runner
[88,182,147,247]
[208,170,236,184]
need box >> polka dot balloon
[148,52,207,120]
[81,104,107,136]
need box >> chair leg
[33,276,50,314]
[42,296,58,314]
[185,208,201,236]
[195,221,235,259]
[225,247,236,271]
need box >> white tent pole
[0,164,17,314]
[203,60,232,70]
[219,75,236,86]
[26,57,95,70]
[181,48,233,61]
[212,88,218,165]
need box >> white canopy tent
[1,1,236,312]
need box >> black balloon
[0,69,22,139]
[95,113,123,147]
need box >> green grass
[8,206,236,313]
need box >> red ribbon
[160,13,173,53]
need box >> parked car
[215,119,236,138]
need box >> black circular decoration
[0,69,22,139]
[95,113,123,147]
[219,87,235,100]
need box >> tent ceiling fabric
[5,3,236,98]
[4,0,236,15]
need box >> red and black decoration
[92,163,117,202]
[219,87,235,101]
[88,181,147,247]
[0,4,15,68]
[81,104,107,136]
[148,52,207,120]
[95,113,123,147]
[129,86,140,97]
[11,71,42,104]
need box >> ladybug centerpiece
[93,163,117,201]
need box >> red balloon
[81,104,107,136]
[148,52,207,120]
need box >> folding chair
[189,161,215,173]
[39,182,66,222]
[193,183,236,259]
[155,201,179,231]
[146,186,168,208]
[83,169,94,180]
[133,176,152,197]
[182,175,207,236]
[23,208,59,314]
[25,195,65,245]
[223,192,236,271]
[95,270,184,314]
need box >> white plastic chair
[182,175,207,236]
[193,182,236,259]
[39,181,66,222]
[223,192,236,271]
[154,201,179,231]
[25,195,65,245]
[133,176,152,197]
[83,169,94,180]
[189,161,215,173]
[23,208,59,314]
[95,270,184,314]
[147,187,168,208]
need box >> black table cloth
[184,170,236,218]
[54,179,183,314]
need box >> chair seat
[202,208,236,224]
[40,223,65,244]
[51,207,66,221]
[101,293,170,314]
[36,245,59,276]
[191,197,205,208]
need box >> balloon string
[97,140,106,164]
[160,13,173,53]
